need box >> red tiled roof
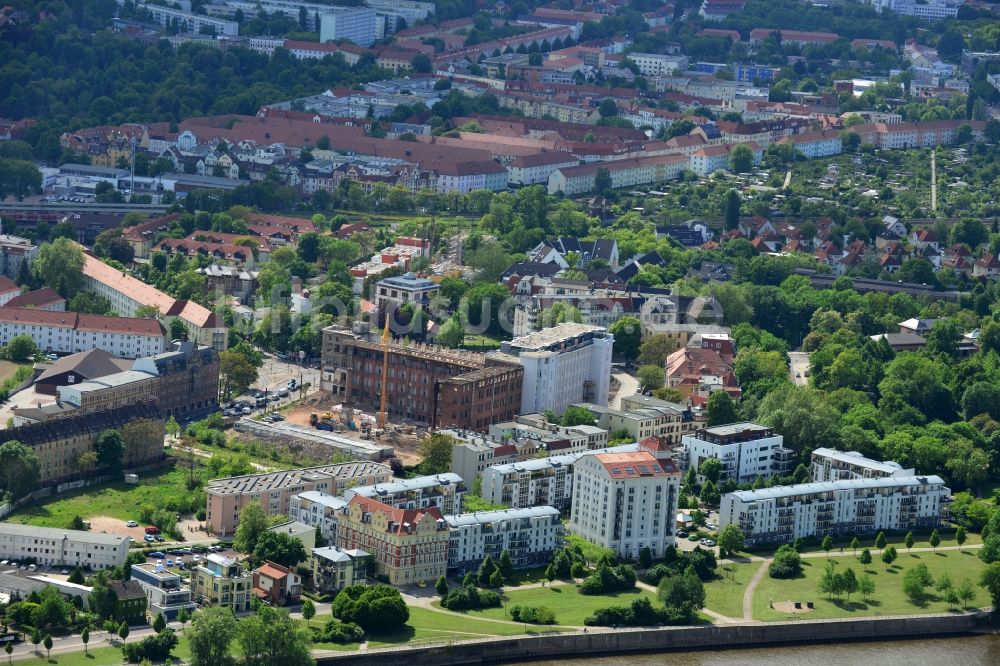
[0,307,166,337]
[5,287,64,309]
[0,276,18,294]
[348,495,444,534]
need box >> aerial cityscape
[1,0,1000,664]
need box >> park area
[458,584,663,627]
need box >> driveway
[611,371,639,409]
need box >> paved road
[788,351,810,386]
[253,353,320,396]
[611,371,640,409]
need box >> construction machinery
[378,317,390,430]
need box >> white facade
[140,4,238,36]
[810,448,915,483]
[320,7,378,47]
[345,473,466,515]
[627,53,689,77]
[683,423,794,484]
[0,524,129,569]
[495,323,613,415]
[481,443,640,509]
[289,491,347,543]
[508,156,579,186]
[570,451,681,558]
[445,506,563,573]
[721,476,951,546]
[0,313,166,358]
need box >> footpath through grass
[753,549,989,621]
[704,561,762,618]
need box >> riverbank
[315,611,996,666]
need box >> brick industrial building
[321,322,523,431]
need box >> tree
[822,535,833,557]
[639,546,653,569]
[34,237,85,298]
[840,568,858,601]
[489,569,504,589]
[94,429,124,471]
[30,629,41,655]
[560,406,595,427]
[5,334,37,362]
[302,599,315,628]
[729,145,754,174]
[818,560,838,598]
[0,439,41,500]
[187,607,237,666]
[118,621,130,644]
[981,562,1000,612]
[233,500,269,552]
[166,416,180,440]
[81,627,90,655]
[904,531,914,552]
[929,529,940,552]
[875,531,887,550]
[850,537,860,555]
[638,334,675,366]
[706,391,739,427]
[436,314,466,348]
[957,577,976,609]
[699,458,723,484]
[153,612,167,634]
[903,563,933,604]
[219,349,260,399]
[177,608,190,629]
[859,549,872,572]
[717,524,745,558]
[43,635,52,659]
[253,531,307,569]
[608,317,641,359]
[957,526,967,550]
[435,576,449,597]
[598,98,617,118]
[478,555,498,587]
[418,433,455,474]
[724,189,741,230]
[768,544,802,578]
[499,549,515,579]
[881,545,897,571]
[657,565,705,621]
[637,364,664,391]
[4,641,11,665]
[858,574,876,601]
[593,167,612,195]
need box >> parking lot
[140,544,240,573]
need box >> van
[27,564,37,572]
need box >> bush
[331,585,409,632]
[441,585,502,611]
[584,598,670,627]
[121,628,178,663]
[509,605,557,625]
[579,563,636,595]
[317,619,364,644]
[769,544,802,579]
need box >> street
[253,353,321,396]
[788,351,810,386]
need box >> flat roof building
[0,524,129,570]
[811,448,914,483]
[683,422,794,484]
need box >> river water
[526,635,1000,666]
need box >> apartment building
[748,28,839,47]
[131,563,198,620]
[570,451,682,559]
[252,561,302,605]
[490,415,609,453]
[721,475,951,546]
[80,253,227,351]
[573,401,689,444]
[56,370,159,412]
[0,235,37,279]
[131,341,220,421]
[492,323,614,415]
[0,524,129,569]
[139,3,238,36]
[311,546,371,593]
[440,429,543,490]
[336,496,450,586]
[848,120,986,150]
[777,129,843,158]
[190,553,252,613]
[682,422,794,484]
[345,474,466,515]
[619,394,698,445]
[289,491,348,543]
[507,152,579,186]
[205,462,392,536]
[548,154,688,196]
[319,7,378,47]
[689,142,763,177]
[5,402,164,485]
[322,322,523,431]
[372,272,439,312]
[480,443,642,510]
[627,53,690,76]
[445,507,563,575]
[0,308,166,359]
[810,448,915,483]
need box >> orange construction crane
[379,317,390,429]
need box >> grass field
[704,561,761,618]
[6,465,196,528]
[12,634,192,664]
[461,584,660,626]
[752,550,990,621]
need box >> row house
[849,120,986,149]
[777,129,843,158]
[689,142,763,177]
[153,238,257,269]
[548,153,688,196]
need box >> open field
[752,549,989,622]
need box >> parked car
[165,559,173,567]
[700,539,716,547]
[191,545,208,554]
[154,535,164,542]
[144,535,155,543]
[126,520,138,527]
[148,552,165,559]
[145,526,161,535]
[687,533,700,541]
[676,530,688,538]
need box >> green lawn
[12,633,191,665]
[752,550,990,621]
[307,605,557,649]
[461,584,661,626]
[704,561,761,618]
[5,465,197,528]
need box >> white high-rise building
[720,476,951,546]
[682,422,794,484]
[319,7,378,47]
[493,323,613,415]
[570,451,682,559]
